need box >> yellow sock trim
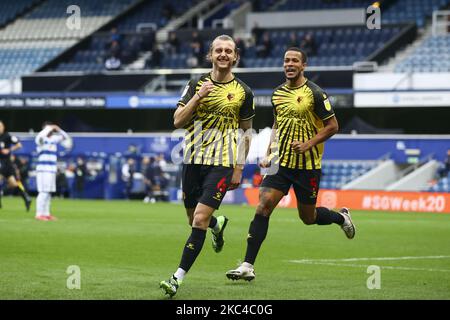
[17,181,25,192]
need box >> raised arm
[173,81,214,128]
[35,126,53,145]
[57,127,70,140]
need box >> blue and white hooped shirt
[35,127,70,174]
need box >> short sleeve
[239,87,255,121]
[271,89,277,116]
[313,88,335,120]
[177,79,197,107]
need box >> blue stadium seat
[382,0,450,26]
[396,35,450,73]
[0,0,38,27]
[47,0,197,72]
[320,161,377,189]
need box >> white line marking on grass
[289,261,450,273]
[290,255,450,263]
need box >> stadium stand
[39,0,411,72]
[0,0,41,28]
[115,0,195,32]
[382,0,450,28]
[48,0,196,72]
[59,23,402,70]
[52,32,151,72]
[428,154,450,192]
[243,26,403,67]
[0,0,140,79]
[0,0,138,41]
[202,1,241,28]
[395,35,450,72]
[1,0,449,77]
[320,161,379,190]
[9,0,447,74]
[0,40,74,79]
[428,173,450,192]
[268,0,450,27]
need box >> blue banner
[106,95,179,109]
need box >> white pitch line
[288,261,450,273]
[290,255,450,263]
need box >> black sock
[179,227,207,272]
[208,216,217,229]
[315,207,344,225]
[244,214,269,265]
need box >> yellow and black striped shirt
[270,79,334,170]
[178,73,255,167]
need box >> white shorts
[37,172,56,193]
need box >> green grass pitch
[0,197,449,300]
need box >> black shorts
[182,164,233,210]
[261,166,321,205]
[0,159,15,178]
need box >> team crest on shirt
[323,93,332,111]
[324,98,332,111]
[227,92,235,101]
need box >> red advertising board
[244,189,450,213]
